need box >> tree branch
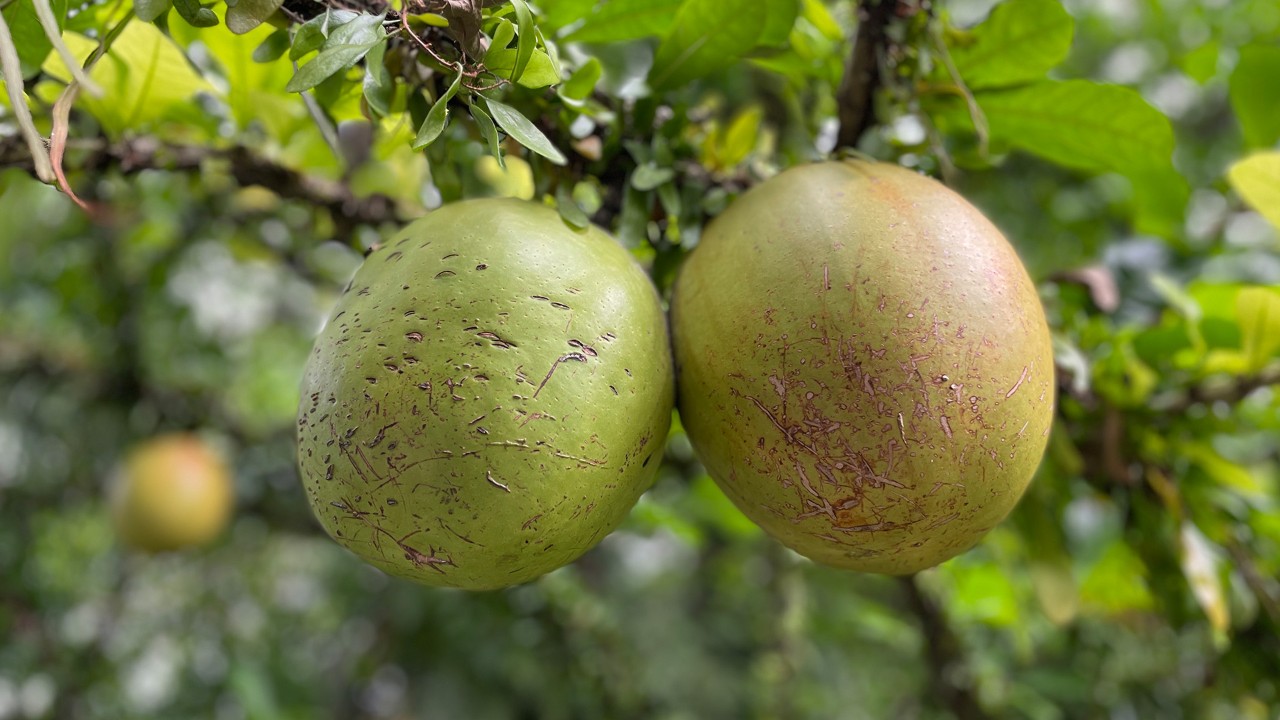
[2,135,404,236]
[898,575,991,720]
[835,0,899,150]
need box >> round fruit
[296,198,673,590]
[671,160,1054,574]
[111,433,234,553]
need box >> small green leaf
[286,13,385,93]
[1236,286,1280,372]
[484,98,567,165]
[413,65,463,150]
[1230,45,1280,149]
[224,0,283,34]
[290,10,358,60]
[949,0,1074,90]
[510,0,535,82]
[469,99,504,168]
[1227,152,1280,231]
[484,17,515,59]
[631,162,674,190]
[172,0,218,26]
[650,0,765,90]
[132,0,172,22]
[252,27,290,63]
[1181,40,1219,84]
[572,181,602,214]
[564,0,683,43]
[556,184,590,229]
[412,12,449,27]
[485,46,560,88]
[362,39,393,117]
[561,57,601,101]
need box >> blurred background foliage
[2,0,1280,717]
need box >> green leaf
[535,0,594,32]
[718,105,762,167]
[1179,522,1229,641]
[485,46,560,88]
[469,99,504,168]
[290,10,358,61]
[3,0,68,76]
[286,13,385,93]
[556,184,590,228]
[412,65,462,150]
[758,0,799,48]
[173,0,219,27]
[484,97,567,165]
[224,0,282,34]
[1227,151,1280,231]
[133,0,172,22]
[650,0,766,90]
[252,27,290,62]
[510,0,535,82]
[949,0,1074,90]
[361,39,392,117]
[484,17,515,59]
[1236,286,1280,372]
[1229,45,1280,149]
[564,0,683,43]
[561,57,601,101]
[631,162,674,190]
[1181,40,1219,84]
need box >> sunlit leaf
[484,97,567,165]
[43,22,216,136]
[1227,151,1280,231]
[1179,522,1230,640]
[290,10,358,60]
[1235,286,1280,372]
[510,0,534,82]
[950,0,1074,90]
[468,99,504,168]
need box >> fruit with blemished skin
[111,434,234,553]
[671,160,1054,574]
[296,199,673,590]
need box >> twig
[834,0,899,150]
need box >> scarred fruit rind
[297,199,674,590]
[671,160,1054,574]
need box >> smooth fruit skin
[671,160,1054,574]
[112,434,234,553]
[297,199,673,590]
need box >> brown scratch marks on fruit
[476,331,516,349]
[1006,364,1030,398]
[553,450,605,467]
[532,353,588,398]
[366,423,397,448]
[739,392,818,455]
[522,514,543,530]
[925,513,960,530]
[434,270,456,279]
[940,415,953,439]
[486,470,510,492]
[823,264,831,291]
[794,460,820,498]
[897,412,907,442]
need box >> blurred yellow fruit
[111,434,234,552]
[475,155,535,199]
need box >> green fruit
[111,433,234,553]
[671,160,1054,574]
[297,199,673,590]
